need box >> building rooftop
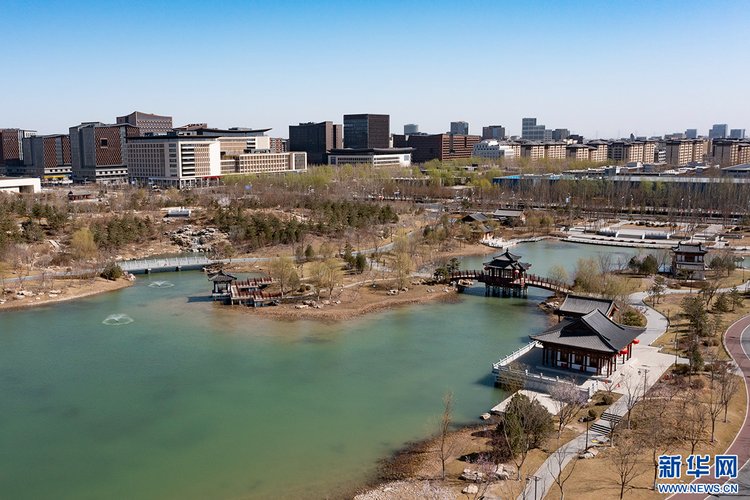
[328,147,414,155]
[484,249,531,271]
[530,310,645,354]
[556,295,617,318]
[673,241,708,254]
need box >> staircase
[590,411,622,435]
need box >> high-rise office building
[404,124,419,135]
[730,129,746,139]
[116,111,173,136]
[19,134,72,179]
[69,122,140,183]
[521,118,547,141]
[0,128,37,173]
[482,125,506,140]
[685,129,698,139]
[288,121,342,164]
[450,121,469,135]
[552,129,569,141]
[709,124,728,139]
[343,114,389,149]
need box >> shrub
[101,262,123,281]
[588,408,598,419]
[602,393,615,405]
[691,378,706,390]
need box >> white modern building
[0,177,41,193]
[472,140,516,160]
[327,148,413,168]
[127,133,307,187]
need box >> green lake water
[0,241,631,500]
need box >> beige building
[712,139,750,167]
[127,136,221,187]
[665,139,709,166]
[128,133,307,187]
[608,141,645,164]
[520,143,545,160]
[588,141,608,162]
[544,142,566,160]
[665,140,693,166]
[566,144,590,161]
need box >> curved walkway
[668,314,750,500]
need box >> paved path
[517,291,677,500]
[668,315,750,500]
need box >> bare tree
[638,385,676,491]
[705,371,725,443]
[269,256,295,297]
[547,439,579,500]
[622,375,643,430]
[681,397,709,456]
[550,381,587,438]
[608,436,645,500]
[435,390,458,481]
[719,368,741,423]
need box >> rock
[49,289,62,294]
[496,471,510,480]
[480,413,491,420]
[462,485,479,495]
[14,295,25,300]
[586,447,599,456]
[0,299,5,304]
[579,452,594,459]
[321,300,330,305]
[295,304,309,309]
[401,287,408,292]
[48,294,57,298]
[35,296,41,300]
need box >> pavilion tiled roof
[208,270,237,282]
[556,295,617,317]
[530,310,645,354]
[484,249,531,271]
[673,242,707,254]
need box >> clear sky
[3,0,749,139]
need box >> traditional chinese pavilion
[672,241,708,281]
[529,310,645,377]
[208,269,237,299]
[482,249,532,296]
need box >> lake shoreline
[0,277,133,312]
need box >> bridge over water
[118,255,224,274]
[449,270,571,296]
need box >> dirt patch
[249,283,461,322]
[0,277,133,312]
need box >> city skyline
[3,0,749,138]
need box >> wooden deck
[228,284,281,306]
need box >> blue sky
[3,0,749,139]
